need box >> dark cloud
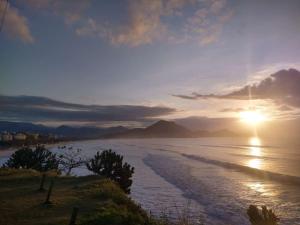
[219,107,244,112]
[174,116,236,131]
[173,69,300,107]
[0,95,176,123]
[172,94,199,100]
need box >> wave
[143,154,249,225]
[229,153,279,160]
[181,154,300,186]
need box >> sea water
[1,137,300,224]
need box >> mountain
[0,121,128,139]
[105,120,238,138]
[0,121,52,134]
[104,120,191,138]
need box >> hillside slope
[0,169,153,225]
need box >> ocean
[1,137,300,225]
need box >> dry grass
[0,168,148,225]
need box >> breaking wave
[182,154,300,186]
[143,154,249,225]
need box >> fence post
[44,179,54,204]
[69,207,79,225]
[39,173,46,191]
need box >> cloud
[4,0,232,46]
[173,68,300,108]
[277,105,293,111]
[17,0,90,24]
[184,0,234,45]
[174,116,236,131]
[219,107,244,112]
[0,95,176,123]
[1,1,34,43]
[1,0,90,43]
[173,93,219,99]
[76,0,168,46]
[76,0,233,46]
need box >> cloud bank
[0,95,176,124]
[174,69,300,108]
[0,1,34,43]
[4,0,233,46]
[77,0,233,46]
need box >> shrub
[80,202,146,225]
[3,145,59,172]
[247,205,280,225]
[58,147,86,175]
[86,150,134,194]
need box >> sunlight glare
[239,110,267,126]
[249,137,261,146]
[249,137,262,156]
[247,158,262,169]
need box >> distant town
[0,131,61,149]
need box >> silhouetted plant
[58,147,85,175]
[4,145,59,172]
[247,205,279,225]
[86,150,134,194]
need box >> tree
[58,147,86,175]
[86,150,134,194]
[4,145,59,172]
[247,205,280,225]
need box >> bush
[247,205,280,225]
[86,150,134,194]
[58,147,86,175]
[3,145,59,172]
[80,202,147,225]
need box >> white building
[14,133,27,141]
[1,132,13,142]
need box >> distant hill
[105,120,192,138]
[0,121,128,139]
[0,120,238,140]
[105,120,238,138]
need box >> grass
[0,168,154,225]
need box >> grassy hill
[0,169,153,225]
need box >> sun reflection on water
[245,181,277,197]
[244,137,277,198]
[247,137,262,169]
[248,158,262,169]
[246,182,265,193]
[250,137,262,157]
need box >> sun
[239,110,267,126]
[249,137,261,146]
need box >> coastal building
[14,133,27,141]
[27,133,39,140]
[32,133,39,140]
[1,132,13,142]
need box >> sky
[1,0,300,131]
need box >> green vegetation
[247,205,280,225]
[86,150,135,194]
[58,147,86,175]
[0,168,154,225]
[3,145,59,172]
[4,147,135,194]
